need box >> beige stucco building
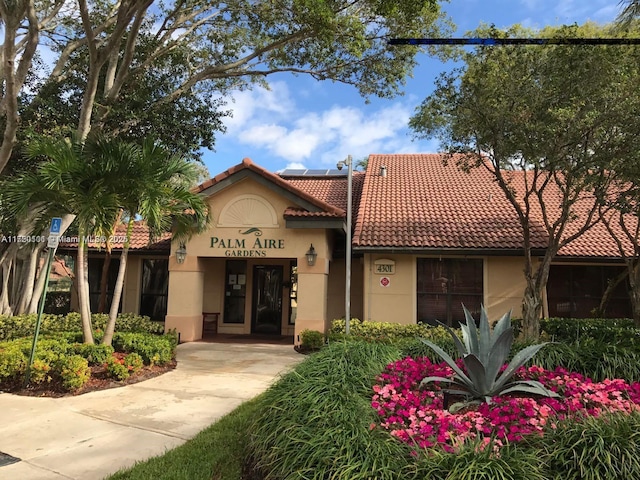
[61,154,633,343]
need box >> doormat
[0,451,20,467]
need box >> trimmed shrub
[89,313,165,335]
[300,329,324,350]
[106,355,131,381]
[0,312,163,342]
[29,358,53,384]
[249,341,413,480]
[59,355,90,390]
[0,343,27,380]
[112,332,175,365]
[329,318,456,345]
[71,343,114,365]
[124,352,144,373]
[540,317,638,345]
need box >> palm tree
[99,138,209,346]
[617,0,640,27]
[4,135,125,343]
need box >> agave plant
[419,306,558,407]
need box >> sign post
[24,218,62,386]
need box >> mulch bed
[0,360,177,398]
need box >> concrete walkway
[0,342,303,480]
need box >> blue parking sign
[50,217,62,235]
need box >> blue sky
[201,0,620,176]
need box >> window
[88,257,120,313]
[417,258,483,326]
[223,260,247,323]
[139,259,169,321]
[547,265,631,318]
[288,262,297,325]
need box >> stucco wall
[167,177,334,341]
[363,253,416,324]
[326,256,364,323]
[484,256,527,319]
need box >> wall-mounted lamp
[305,244,317,266]
[175,242,187,264]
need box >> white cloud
[284,162,307,170]
[219,80,438,168]
[224,82,293,133]
[238,124,288,145]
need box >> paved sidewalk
[0,342,303,480]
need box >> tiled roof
[353,154,633,258]
[59,222,171,251]
[196,158,345,217]
[62,155,633,259]
[353,154,537,250]
[282,172,364,219]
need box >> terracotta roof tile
[196,158,345,217]
[353,154,631,258]
[281,172,364,219]
[354,154,535,250]
[59,222,171,251]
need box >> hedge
[0,312,164,341]
[0,330,177,391]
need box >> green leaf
[493,343,549,391]
[500,380,559,398]
[478,305,491,364]
[491,309,512,350]
[484,327,514,385]
[462,305,480,356]
[462,353,490,395]
[419,338,474,386]
[433,319,467,357]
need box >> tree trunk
[27,249,49,314]
[594,268,628,318]
[628,263,640,327]
[102,219,134,346]
[16,247,39,314]
[28,214,75,313]
[0,259,13,315]
[522,283,542,340]
[76,232,94,343]
[97,250,112,313]
[102,248,127,346]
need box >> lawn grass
[107,395,262,480]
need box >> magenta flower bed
[372,357,640,452]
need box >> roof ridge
[353,154,380,246]
[196,158,345,216]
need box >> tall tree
[599,159,640,326]
[409,24,640,340]
[0,0,449,319]
[4,136,130,342]
[0,0,65,174]
[94,137,210,346]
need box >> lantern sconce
[305,244,317,266]
[175,242,187,264]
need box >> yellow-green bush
[59,355,90,390]
[124,352,144,373]
[0,343,27,380]
[300,329,324,350]
[0,312,163,342]
[329,318,456,344]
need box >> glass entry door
[252,265,283,334]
